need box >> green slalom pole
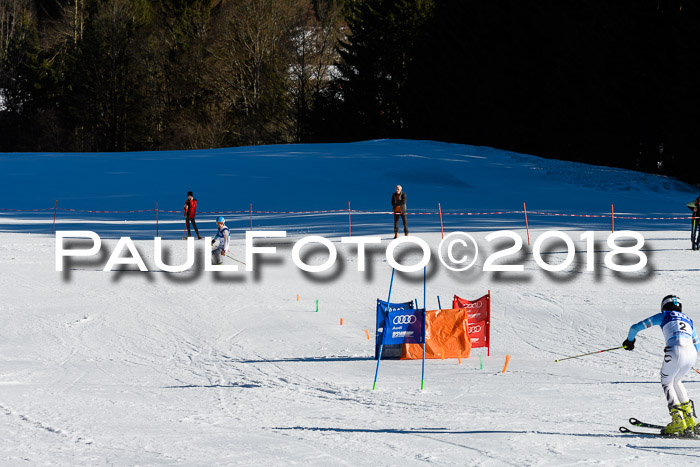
[554,346,624,362]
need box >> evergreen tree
[331,0,433,140]
[61,0,154,151]
[0,5,46,150]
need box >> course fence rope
[1,204,698,238]
[1,206,698,221]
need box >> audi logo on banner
[461,302,483,309]
[469,325,482,334]
[393,315,417,325]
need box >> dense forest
[1,0,699,185]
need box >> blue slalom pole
[423,267,427,310]
[373,268,395,390]
[437,296,442,310]
[421,265,427,390]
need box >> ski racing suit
[627,310,700,407]
[212,225,230,265]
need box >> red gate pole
[52,200,58,234]
[523,202,530,246]
[438,203,444,239]
[611,203,614,233]
[348,201,352,236]
[156,202,159,237]
[250,203,253,230]
[487,290,491,357]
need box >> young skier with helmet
[211,216,230,265]
[623,295,700,436]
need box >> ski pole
[693,367,700,375]
[224,252,246,265]
[554,346,624,363]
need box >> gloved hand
[211,240,215,246]
[623,338,635,351]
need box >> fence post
[438,203,444,239]
[348,201,351,236]
[52,200,58,234]
[523,202,530,245]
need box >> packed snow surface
[2,140,700,465]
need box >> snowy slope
[1,139,697,238]
[2,140,700,465]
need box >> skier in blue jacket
[623,295,700,436]
[211,216,230,265]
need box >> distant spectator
[391,185,408,239]
[184,191,202,240]
[211,216,230,265]
[686,195,700,250]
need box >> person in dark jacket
[184,191,202,239]
[687,195,700,250]
[391,185,408,239]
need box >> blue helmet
[216,216,225,224]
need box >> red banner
[453,293,491,355]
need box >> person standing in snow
[184,191,202,240]
[211,216,230,265]
[623,295,700,436]
[391,185,408,239]
[687,195,700,250]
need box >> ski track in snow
[3,231,700,465]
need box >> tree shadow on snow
[163,382,262,389]
[234,356,374,364]
[273,427,626,439]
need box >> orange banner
[401,308,471,360]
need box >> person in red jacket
[184,191,202,239]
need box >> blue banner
[376,299,413,346]
[376,299,424,346]
[383,308,426,345]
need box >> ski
[629,417,665,430]
[619,426,661,436]
[619,426,700,439]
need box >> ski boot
[679,400,699,435]
[662,405,688,436]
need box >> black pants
[692,219,700,250]
[186,217,200,237]
[394,212,408,234]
